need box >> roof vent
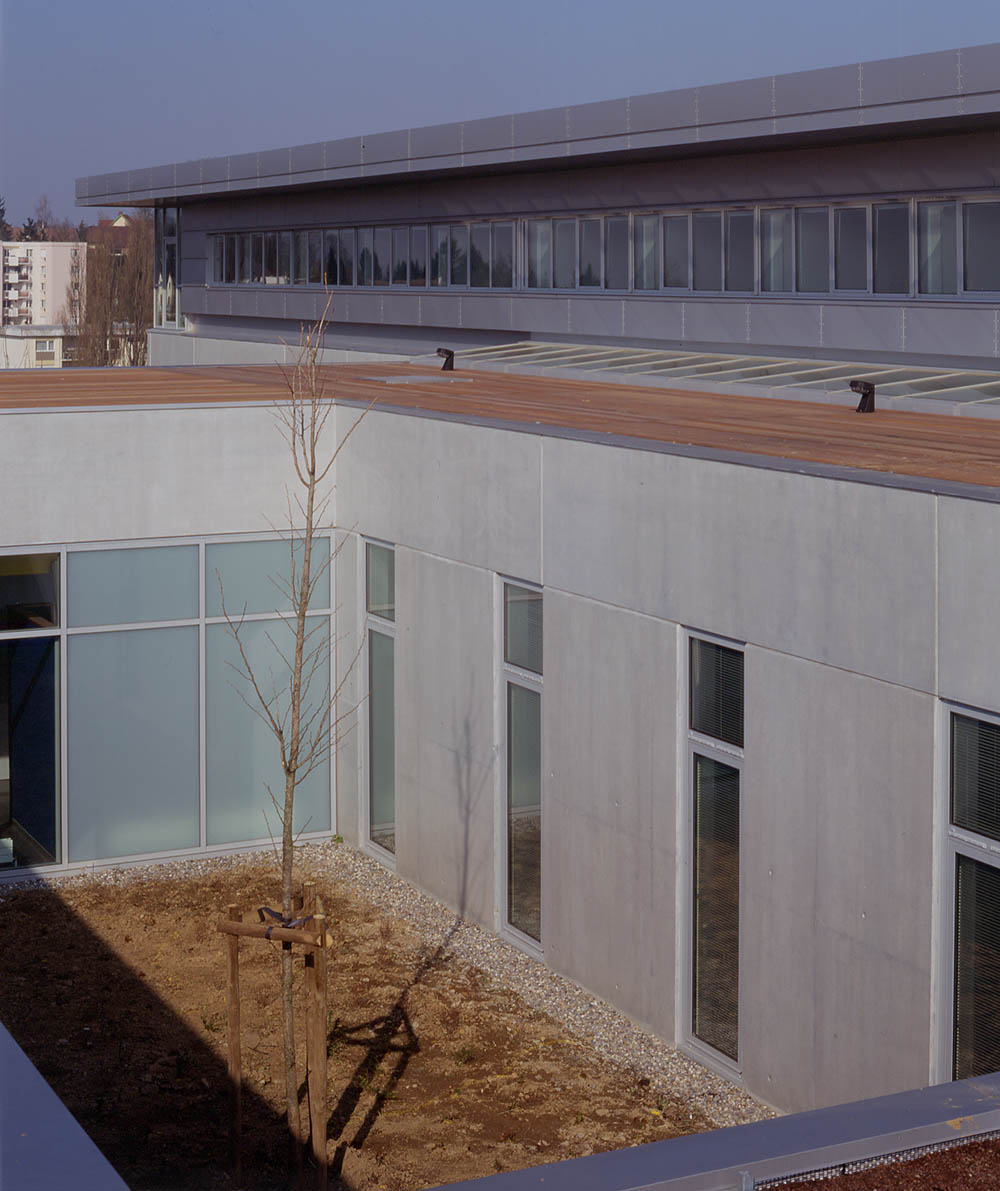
[850,379,875,413]
[436,347,455,372]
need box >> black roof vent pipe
[436,347,455,371]
[850,379,876,413]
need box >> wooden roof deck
[4,363,1000,490]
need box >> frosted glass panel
[68,627,199,861]
[507,682,540,941]
[368,629,395,853]
[206,538,330,617]
[69,546,198,626]
[504,584,542,675]
[206,618,330,845]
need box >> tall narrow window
[372,228,391,286]
[409,226,427,286]
[579,219,601,287]
[503,582,542,943]
[366,543,395,855]
[358,229,373,287]
[450,226,469,286]
[689,635,743,1064]
[553,220,577,289]
[835,208,868,291]
[338,229,355,286]
[760,209,793,293]
[527,221,552,289]
[796,207,829,292]
[430,227,449,287]
[293,231,308,285]
[633,215,659,291]
[470,224,490,288]
[873,204,910,294]
[307,231,323,285]
[264,233,278,285]
[693,212,722,291]
[604,217,629,290]
[277,233,291,285]
[224,234,237,285]
[324,230,339,287]
[392,228,408,284]
[491,223,514,288]
[963,203,1000,293]
[725,212,754,292]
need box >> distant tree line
[0,194,88,242]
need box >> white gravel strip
[1,840,776,1130]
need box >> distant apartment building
[1,241,83,328]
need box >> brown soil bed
[0,853,714,1189]
[780,1136,1000,1189]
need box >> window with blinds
[954,854,1000,1078]
[690,638,744,746]
[692,754,741,1061]
[952,713,1000,842]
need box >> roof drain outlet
[436,347,455,371]
[850,379,876,412]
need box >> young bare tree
[221,297,370,1177]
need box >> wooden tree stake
[226,903,243,1190]
[305,912,328,1189]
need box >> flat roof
[76,43,1000,208]
[5,363,1000,496]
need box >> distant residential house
[0,325,65,369]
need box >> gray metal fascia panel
[959,42,1000,95]
[362,129,411,166]
[513,105,569,147]
[174,159,202,188]
[860,47,959,107]
[773,62,860,117]
[461,114,515,155]
[289,141,326,174]
[257,147,292,180]
[227,151,258,182]
[323,136,363,170]
[628,86,699,135]
[699,76,775,126]
[567,97,629,141]
[199,155,230,186]
[410,121,465,160]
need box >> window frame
[361,538,397,866]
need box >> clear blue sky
[3,0,1000,226]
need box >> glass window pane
[293,231,308,285]
[206,618,330,846]
[0,554,58,630]
[470,224,490,287]
[358,229,373,286]
[964,203,1000,292]
[918,203,957,294]
[604,217,629,290]
[726,211,754,292]
[952,714,1000,841]
[507,683,541,941]
[430,227,448,287]
[409,226,427,286]
[579,219,601,287]
[68,627,199,861]
[238,234,252,284]
[504,583,542,674]
[633,215,659,291]
[68,546,197,627]
[761,209,794,292]
[693,212,722,291]
[278,232,291,285]
[692,753,740,1062]
[264,233,278,284]
[796,208,829,292]
[324,230,339,287]
[165,242,177,321]
[873,204,909,294]
[690,638,744,747]
[338,229,355,286]
[554,219,577,289]
[450,226,469,286]
[366,543,395,621]
[206,538,331,618]
[527,221,552,289]
[307,230,323,285]
[224,234,237,284]
[372,228,391,286]
[491,223,513,288]
[0,637,59,867]
[663,216,689,288]
[251,234,263,285]
[392,228,408,284]
[368,629,395,854]
[213,237,224,284]
[163,209,177,237]
[834,207,867,290]
[955,854,1000,1079]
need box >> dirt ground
[0,852,714,1190]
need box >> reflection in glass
[373,228,391,286]
[392,228,408,284]
[873,204,909,294]
[213,237,224,284]
[293,232,308,285]
[306,231,321,285]
[796,207,829,292]
[470,224,490,287]
[554,220,576,289]
[450,226,469,286]
[964,203,1000,292]
[504,583,542,674]
[918,203,957,294]
[366,543,395,621]
[633,215,659,290]
[358,229,373,287]
[251,234,263,285]
[278,233,291,285]
[527,221,552,289]
[604,217,629,290]
[835,208,867,290]
[725,212,754,292]
[0,554,58,630]
[68,627,199,861]
[368,630,395,853]
[206,538,331,618]
[165,243,177,321]
[663,216,688,288]
[430,227,449,286]
[760,209,793,292]
[264,233,278,284]
[692,753,740,1061]
[579,219,601,287]
[409,226,427,286]
[693,213,722,291]
[224,235,237,285]
[325,230,339,286]
[339,229,355,286]
[0,637,59,868]
[507,683,541,941]
[492,223,513,288]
